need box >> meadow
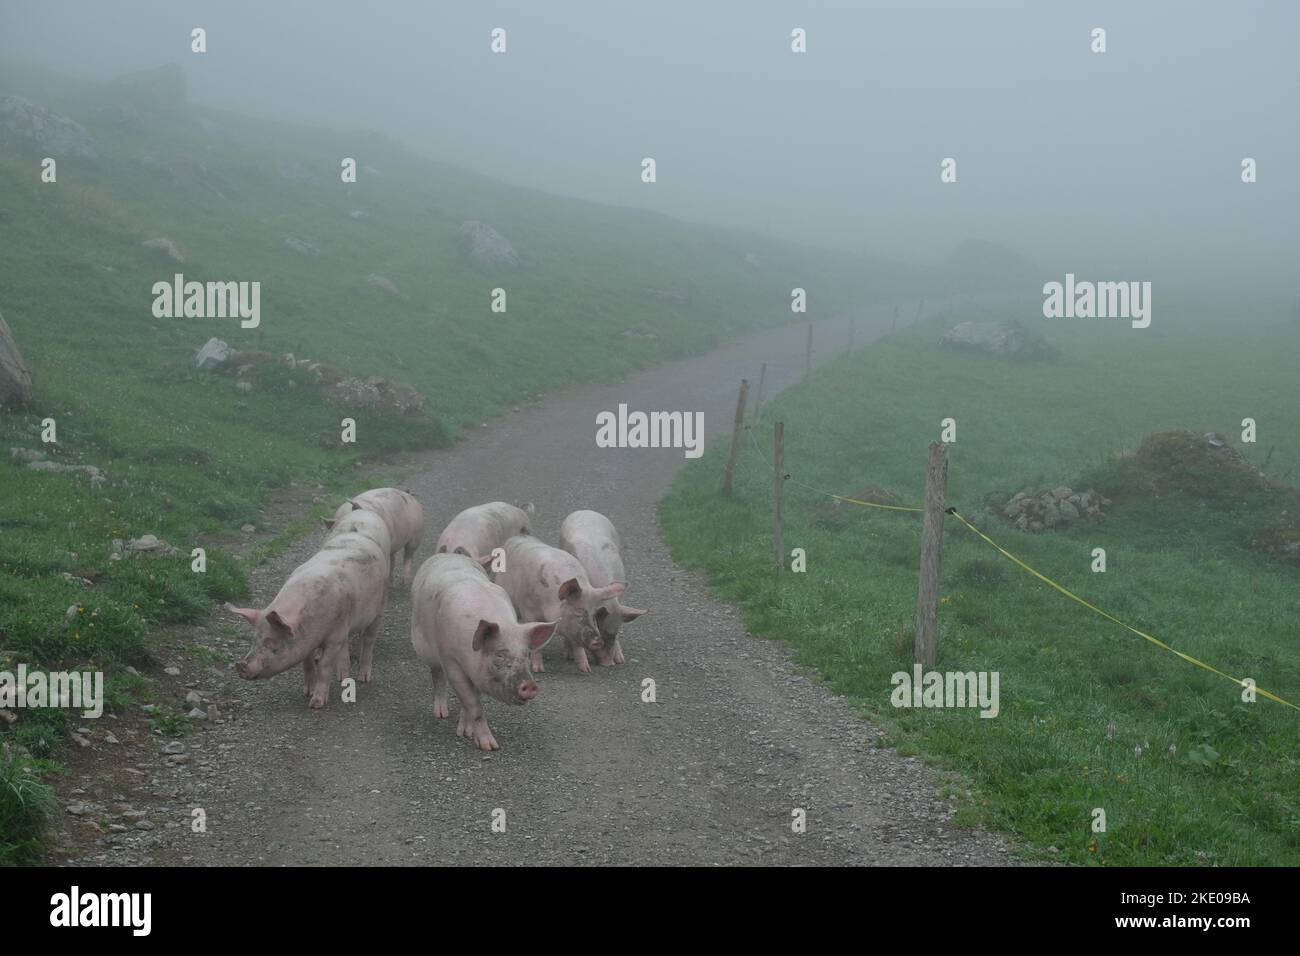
[0,58,899,862]
[659,304,1300,865]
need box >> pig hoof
[308,696,327,709]
[358,668,373,683]
[432,701,449,719]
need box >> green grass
[0,58,911,861]
[659,305,1300,866]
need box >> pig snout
[516,679,539,702]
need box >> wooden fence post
[722,379,749,496]
[914,441,949,667]
[804,323,813,378]
[773,421,785,570]
[753,362,767,417]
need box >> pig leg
[302,654,318,698]
[530,648,545,674]
[570,641,592,675]
[429,664,450,719]
[357,617,381,683]
[611,639,625,666]
[334,638,352,683]
[309,629,347,708]
[401,544,417,588]
[449,667,498,751]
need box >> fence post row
[773,420,785,570]
[914,440,949,667]
[722,379,749,496]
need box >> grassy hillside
[659,304,1300,866]
[0,58,919,862]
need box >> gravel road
[136,300,1017,866]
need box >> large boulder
[940,319,1056,359]
[0,309,34,407]
[0,94,97,160]
[195,338,233,371]
[461,220,519,267]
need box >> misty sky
[2,1,1296,286]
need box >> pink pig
[435,501,533,562]
[326,487,424,587]
[409,552,557,751]
[226,509,390,707]
[559,510,647,666]
[496,535,627,674]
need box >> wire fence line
[730,398,1299,713]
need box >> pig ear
[322,517,336,530]
[471,619,501,652]
[619,604,647,622]
[266,610,296,635]
[593,582,626,601]
[452,546,470,557]
[525,621,558,651]
[347,499,362,512]
[558,578,583,603]
[475,554,495,573]
[437,545,448,553]
[223,603,260,624]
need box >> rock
[206,705,220,721]
[64,604,81,624]
[329,376,426,415]
[240,523,255,533]
[161,741,185,755]
[283,236,320,257]
[184,691,203,707]
[644,288,691,307]
[66,803,91,816]
[9,446,44,463]
[1052,486,1073,499]
[1004,500,1023,519]
[133,820,155,831]
[0,309,35,408]
[142,237,184,262]
[347,209,369,221]
[128,534,161,551]
[364,274,407,299]
[281,353,296,369]
[195,338,232,371]
[940,319,1057,359]
[0,94,97,159]
[104,734,120,745]
[70,733,91,748]
[1059,500,1080,520]
[187,708,207,720]
[460,220,519,267]
[27,460,106,485]
[163,666,181,677]
[235,380,253,394]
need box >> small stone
[104,733,120,745]
[133,820,155,831]
[187,708,207,719]
[184,690,203,707]
[164,666,181,677]
[241,524,255,533]
[161,741,185,755]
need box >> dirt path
[86,300,1018,866]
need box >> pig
[435,501,533,565]
[326,487,424,587]
[225,510,390,707]
[496,535,628,674]
[559,510,647,666]
[409,552,557,751]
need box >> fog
[2,0,1296,290]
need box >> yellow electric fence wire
[738,415,1297,712]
